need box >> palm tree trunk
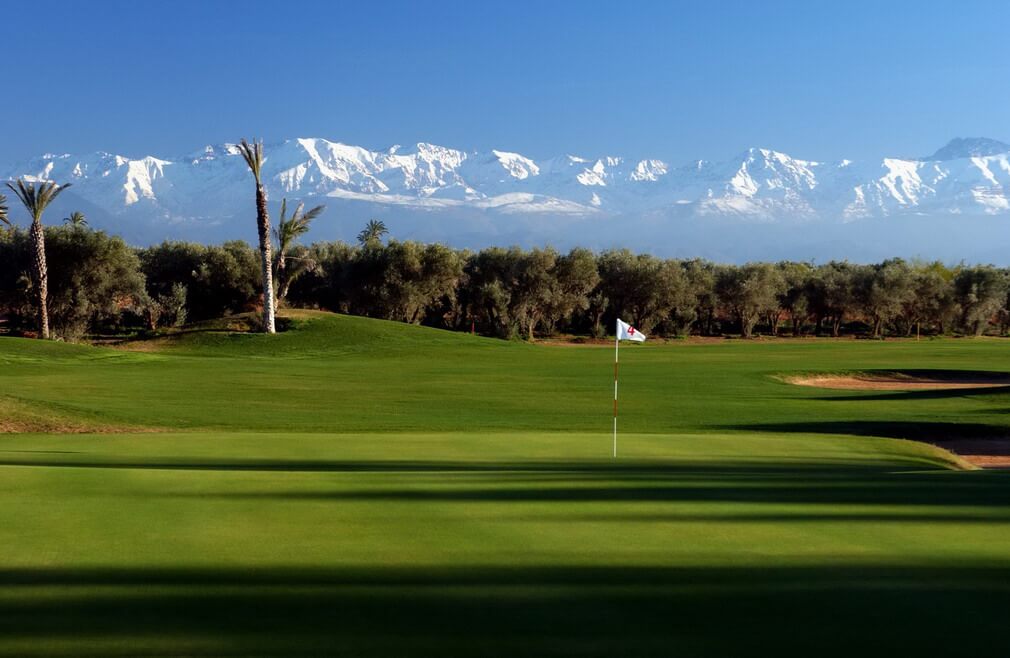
[276,278,293,311]
[274,257,286,312]
[29,220,50,339]
[255,184,276,333]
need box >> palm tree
[6,179,71,339]
[236,138,276,334]
[357,219,388,247]
[63,211,87,228]
[273,198,325,309]
[0,193,9,228]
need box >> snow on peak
[9,137,1010,226]
[630,159,668,182]
[489,150,540,179]
[188,144,241,163]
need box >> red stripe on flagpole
[613,326,619,458]
[613,359,619,417]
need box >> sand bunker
[787,372,1010,391]
[785,371,1010,468]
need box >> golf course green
[3,311,1010,656]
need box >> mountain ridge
[4,137,1010,258]
[925,137,1010,161]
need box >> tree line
[0,139,284,340]
[2,137,997,344]
[2,218,1010,341]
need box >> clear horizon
[1,0,1008,167]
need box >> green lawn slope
[5,310,1010,439]
[1,311,1010,656]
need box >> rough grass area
[0,396,149,434]
[2,311,1010,655]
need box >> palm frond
[6,179,71,222]
[357,219,389,246]
[237,138,264,183]
[0,193,9,227]
[275,198,324,253]
[281,246,318,278]
[300,204,325,223]
[64,210,87,227]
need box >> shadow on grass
[559,511,1010,523]
[0,458,920,475]
[166,475,1010,507]
[725,418,1010,460]
[5,457,1010,507]
[2,565,1010,657]
[808,387,1010,402]
[721,420,1010,442]
[110,315,295,346]
[722,419,1010,465]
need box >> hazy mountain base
[43,190,1010,265]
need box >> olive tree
[716,263,785,338]
[954,265,1007,336]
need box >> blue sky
[1,0,1008,166]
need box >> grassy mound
[3,311,1010,654]
[4,309,1010,438]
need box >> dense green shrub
[138,241,259,321]
[0,227,144,339]
[5,222,1010,340]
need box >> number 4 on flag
[616,319,646,342]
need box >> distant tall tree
[856,258,913,338]
[512,248,558,340]
[683,259,718,336]
[6,179,70,339]
[543,248,599,335]
[715,263,786,338]
[284,241,357,313]
[236,138,276,333]
[597,249,677,333]
[809,261,858,337]
[954,265,1007,336]
[900,261,956,337]
[462,247,521,338]
[273,198,325,309]
[350,241,464,325]
[778,261,814,336]
[63,211,87,228]
[357,219,388,247]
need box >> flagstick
[613,323,619,458]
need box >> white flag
[617,319,646,342]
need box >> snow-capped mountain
[5,137,1010,261]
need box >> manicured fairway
[2,313,1010,655]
